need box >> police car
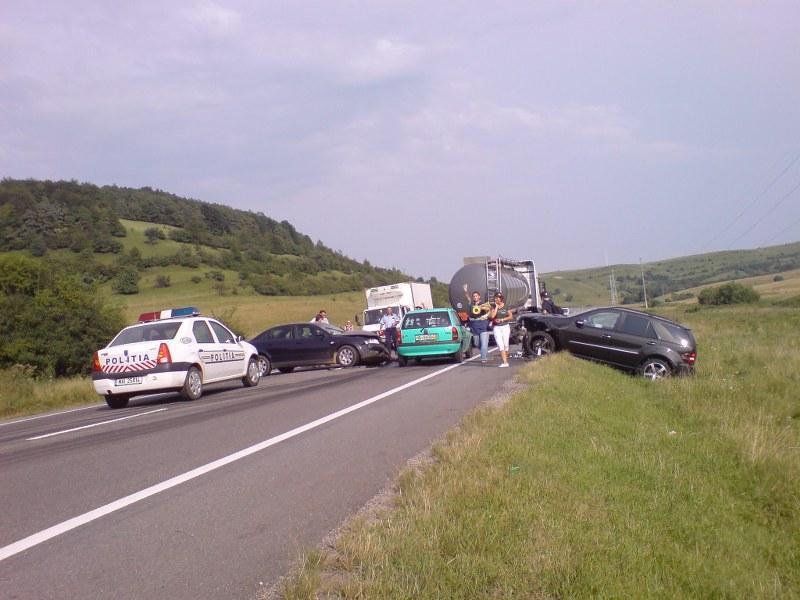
[92,307,261,408]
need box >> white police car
[92,307,260,408]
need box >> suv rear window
[403,311,453,329]
[651,321,692,346]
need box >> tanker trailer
[448,257,541,325]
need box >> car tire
[336,345,359,367]
[181,366,203,401]
[464,343,473,359]
[257,355,271,377]
[242,357,260,387]
[639,358,671,380]
[453,348,464,363]
[397,355,408,367]
[524,331,555,357]
[278,367,295,374]
[105,395,129,409]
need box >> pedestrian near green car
[490,292,513,367]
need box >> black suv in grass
[517,307,697,379]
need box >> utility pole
[640,258,648,309]
[609,269,618,305]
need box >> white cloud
[184,1,242,37]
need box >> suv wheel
[524,331,555,357]
[640,358,671,380]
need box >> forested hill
[0,178,406,295]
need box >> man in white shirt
[378,307,401,353]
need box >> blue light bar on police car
[137,306,200,322]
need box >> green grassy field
[281,302,800,598]
[543,241,800,306]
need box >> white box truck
[362,282,433,334]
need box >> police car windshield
[110,322,181,346]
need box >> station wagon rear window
[403,312,454,329]
[110,323,181,346]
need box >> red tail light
[92,352,101,373]
[156,343,172,365]
[681,351,696,365]
[451,326,458,341]
[396,328,402,342]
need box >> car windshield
[110,322,181,346]
[651,321,693,348]
[403,311,452,329]
[320,324,346,335]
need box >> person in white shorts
[490,292,514,368]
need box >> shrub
[112,266,140,294]
[154,275,171,288]
[773,275,784,282]
[190,275,202,284]
[698,282,760,305]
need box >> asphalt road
[0,352,521,599]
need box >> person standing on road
[463,284,492,363]
[540,291,562,315]
[378,306,401,355]
[490,293,513,368]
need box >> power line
[706,148,800,248]
[765,209,800,243]
[726,177,800,249]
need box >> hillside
[0,178,408,297]
[541,242,800,306]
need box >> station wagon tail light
[681,351,696,365]
[92,351,101,372]
[396,329,402,343]
[156,343,172,365]
[451,326,458,341]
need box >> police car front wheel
[242,357,260,387]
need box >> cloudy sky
[2,1,799,278]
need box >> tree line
[0,178,409,296]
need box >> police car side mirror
[575,320,585,328]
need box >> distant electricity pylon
[640,258,648,309]
[609,268,618,305]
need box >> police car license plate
[114,376,143,386]
[415,334,438,342]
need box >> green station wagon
[396,308,473,366]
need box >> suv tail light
[681,351,696,365]
[451,326,458,341]
[92,352,101,373]
[156,343,172,365]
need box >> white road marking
[25,408,168,441]
[0,404,101,427]
[0,353,489,562]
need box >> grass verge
[0,366,98,419]
[280,304,800,598]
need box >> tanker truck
[448,257,541,344]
